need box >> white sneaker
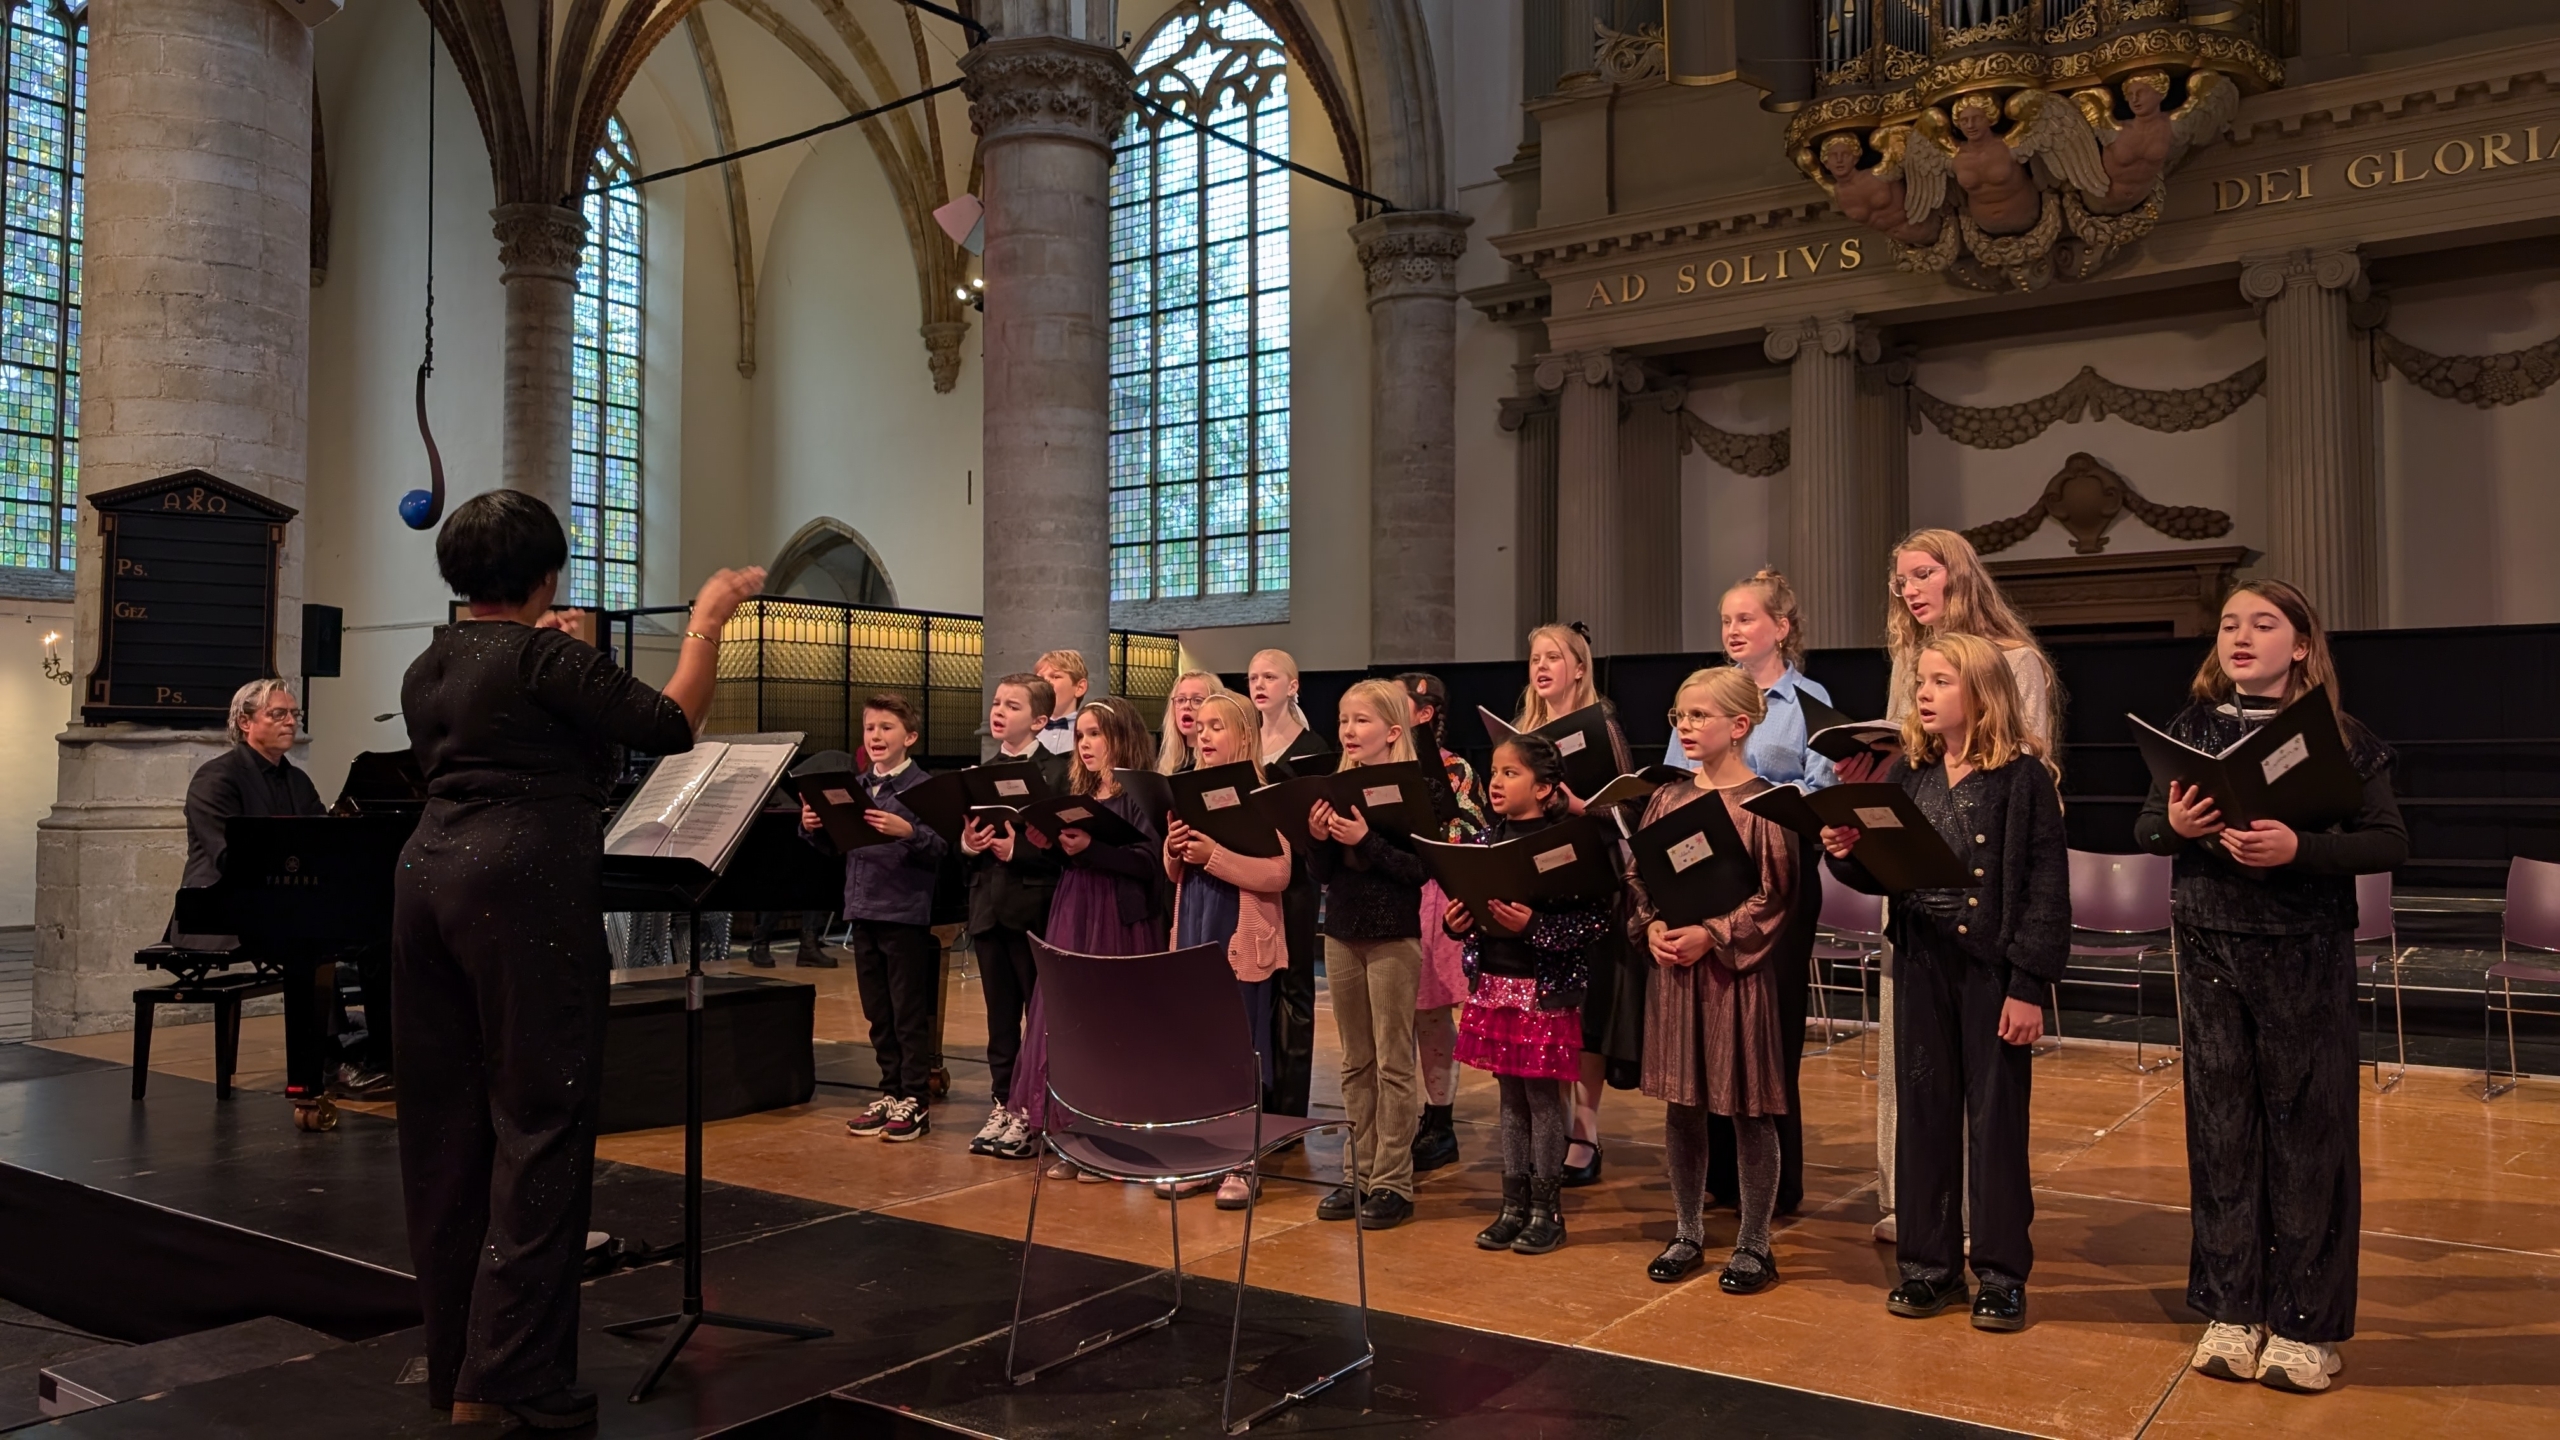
[969,1106,1013,1155]
[2190,1321,2266,1382]
[2257,1335,2341,1393]
[1872,1212,1898,1244]
[845,1097,898,1137]
[992,1113,1038,1161]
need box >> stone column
[1537,349,1641,652]
[961,33,1133,704]
[1766,313,1875,650]
[1353,210,1472,664]
[1499,390,1559,646]
[1618,379,1687,655]
[492,203,586,518]
[1851,352,1915,647]
[39,0,313,1037]
[2241,246,2378,629]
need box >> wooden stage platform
[11,955,2559,1438]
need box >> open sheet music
[605,740,800,873]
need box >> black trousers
[2178,924,2361,1342]
[393,797,607,1407]
[974,925,1039,1105]
[1270,876,1318,1117]
[1706,926,1810,1212]
[851,921,941,1101]
[342,944,396,1075]
[1895,930,2034,1291]
[277,954,336,1100]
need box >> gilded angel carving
[2073,70,2239,213]
[1902,89,2108,235]
[1810,129,1946,247]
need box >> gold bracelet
[685,629,716,643]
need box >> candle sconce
[41,630,71,686]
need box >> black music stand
[601,838,835,1402]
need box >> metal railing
[600,599,1181,764]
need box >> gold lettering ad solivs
[1586,238,1865,309]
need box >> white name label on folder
[1056,806,1090,823]
[1203,786,1240,809]
[1667,833,1713,873]
[1362,784,1401,808]
[2260,733,2310,784]
[1533,844,1577,873]
[822,788,855,806]
[1853,807,1903,829]
[995,779,1029,797]
[1556,732,1587,756]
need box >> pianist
[170,678,325,947]
[394,489,762,1431]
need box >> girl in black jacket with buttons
[2132,581,2404,1396]
[1824,631,2068,1334]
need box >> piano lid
[337,749,427,813]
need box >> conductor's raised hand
[2166,781,2224,840]
[689,565,768,634]
[864,808,913,840]
[1486,898,1535,932]
[536,608,588,637]
[1820,824,1862,859]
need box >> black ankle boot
[1512,1177,1566,1254]
[1411,1103,1458,1173]
[1475,1175,1530,1250]
[501,1386,597,1431]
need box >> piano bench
[131,971,283,1102]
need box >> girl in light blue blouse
[1662,569,1839,792]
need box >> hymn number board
[83,470,298,726]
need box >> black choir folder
[1170,761,1286,858]
[1627,788,1763,928]
[969,791,1149,848]
[1797,694,1903,766]
[2128,685,2364,831]
[1248,760,1435,838]
[1413,816,1620,939]
[901,758,1051,843]
[793,770,898,851]
[1743,781,1975,891]
[1581,765,1693,812]
[1479,702,1619,796]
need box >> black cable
[902,0,989,45]
[574,77,967,197]
[1128,91,1397,214]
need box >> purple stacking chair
[1809,867,1886,1076]
[2485,857,2560,1100]
[1008,938,1372,1432]
[2354,872,2405,1093]
[2065,850,2178,1072]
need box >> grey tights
[1496,1075,1569,1180]
[1666,1102,1780,1256]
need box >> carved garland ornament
[1964,451,2231,556]
[2375,330,2560,410]
[1911,360,2266,450]
[1679,412,1789,478]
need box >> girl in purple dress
[1010,696,1166,1176]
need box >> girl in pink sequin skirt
[1442,734,1612,1256]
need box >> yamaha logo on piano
[266,855,319,886]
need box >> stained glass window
[570,114,642,610]
[1109,3,1289,613]
[0,2,83,573]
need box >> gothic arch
[769,517,898,606]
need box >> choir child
[1250,647,1328,1119]
[1033,649,1090,755]
[1516,621,1634,1187]
[1822,632,2067,1333]
[811,694,949,1143]
[1398,670,1488,1176]
[1444,733,1610,1255]
[1629,667,1799,1291]
[1154,669,1226,775]
[2134,581,2404,1395]
[1158,691,1294,1208]
[1012,696,1166,1180]
[1303,679,1428,1229]
[960,672,1073,1161]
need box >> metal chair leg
[2373,947,2406,1094]
[2483,970,2518,1101]
[2031,982,2063,1057]
[1856,955,1877,1081]
[2132,946,2175,1075]
[1221,1131,1375,1435]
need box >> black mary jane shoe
[1315,1185,1363,1222]
[1358,1189,1414,1230]
[1718,1248,1778,1295]
[1971,1282,2027,1332]
[502,1386,598,1432]
[1647,1239,1707,1283]
[1559,1141,1603,1189]
[1886,1275,1971,1319]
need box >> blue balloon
[399,489,438,530]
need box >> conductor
[395,490,763,1430]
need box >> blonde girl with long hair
[1248,649,1325,768]
[1155,670,1226,775]
[1821,632,2068,1333]
[1249,646,1327,1122]
[1299,679,1428,1228]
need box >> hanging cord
[402,14,447,531]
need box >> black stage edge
[0,1060,2024,1438]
